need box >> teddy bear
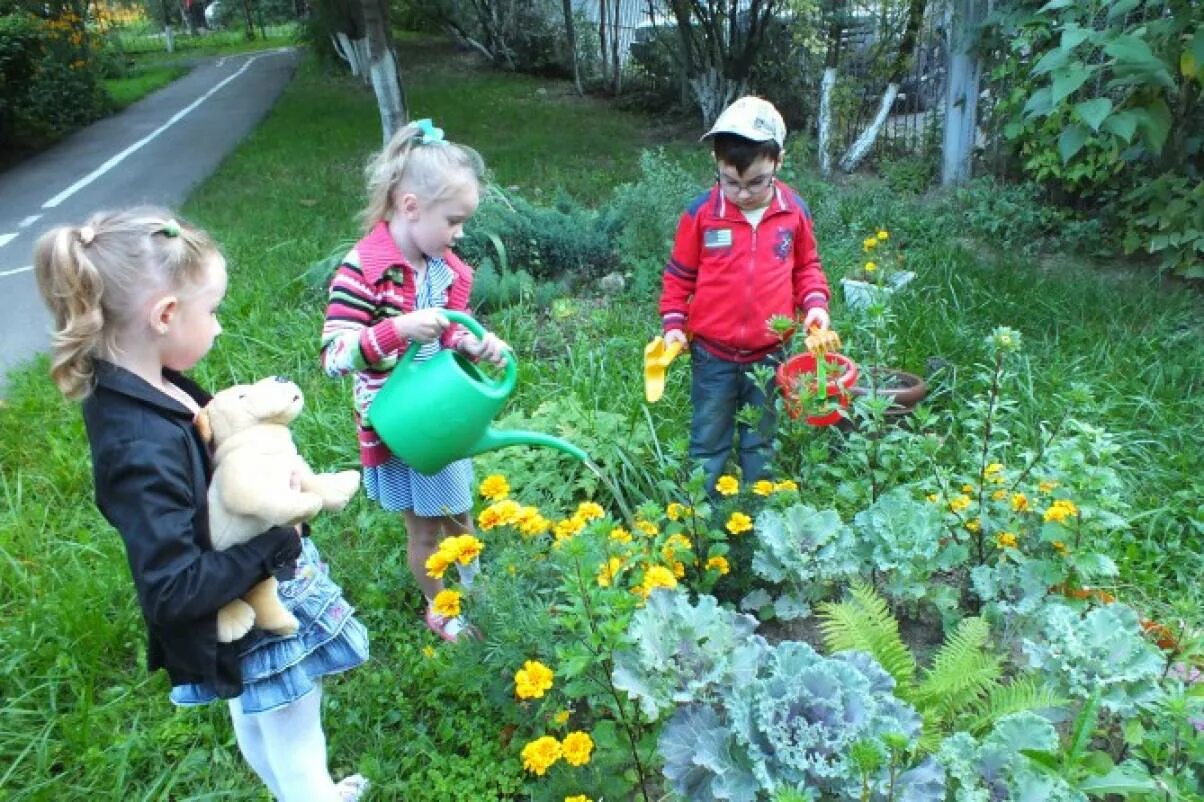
[195,376,361,643]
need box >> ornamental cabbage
[749,504,861,618]
[1021,602,1165,716]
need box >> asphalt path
[0,47,299,393]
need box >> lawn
[1,34,1200,801]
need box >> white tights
[228,683,362,802]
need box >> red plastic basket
[776,352,860,426]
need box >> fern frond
[817,580,916,692]
[914,617,1003,720]
[962,677,1068,736]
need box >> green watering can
[368,310,589,475]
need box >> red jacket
[660,181,829,362]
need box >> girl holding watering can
[320,119,507,643]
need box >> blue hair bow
[414,118,445,145]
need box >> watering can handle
[399,309,517,394]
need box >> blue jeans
[689,342,781,496]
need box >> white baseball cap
[701,96,786,149]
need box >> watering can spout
[473,428,589,463]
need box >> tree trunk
[818,67,836,176]
[838,0,926,172]
[598,0,609,80]
[561,0,582,94]
[690,67,744,126]
[610,0,622,94]
[941,0,984,185]
[361,0,406,141]
[241,0,256,39]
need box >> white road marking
[42,53,268,209]
[0,265,33,277]
[0,233,16,248]
[18,215,41,228]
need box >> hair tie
[414,118,446,146]
[78,225,95,246]
[160,220,181,238]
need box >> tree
[361,0,406,139]
[941,0,986,185]
[668,0,783,124]
[837,0,927,172]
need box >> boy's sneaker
[424,606,469,643]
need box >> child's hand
[664,329,688,348]
[802,308,831,332]
[459,331,510,366]
[394,309,449,343]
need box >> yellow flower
[965,518,981,533]
[1052,540,1069,555]
[554,516,587,542]
[992,489,1008,501]
[478,506,502,531]
[705,555,730,575]
[451,534,484,565]
[1043,499,1079,524]
[553,710,571,726]
[494,499,521,525]
[715,475,740,496]
[983,463,1004,481]
[635,519,659,537]
[1038,480,1059,494]
[565,796,591,802]
[422,645,436,658]
[596,556,624,587]
[877,229,889,241]
[863,237,878,251]
[425,548,454,579]
[609,526,632,543]
[575,501,605,522]
[949,494,972,513]
[519,510,551,537]
[561,731,594,766]
[774,480,799,493]
[864,261,878,273]
[1011,493,1030,512]
[726,512,753,535]
[660,534,692,563]
[432,589,461,618]
[640,565,677,596]
[752,480,774,496]
[521,736,562,775]
[666,502,686,521]
[671,560,686,578]
[996,532,1018,549]
[961,483,975,494]
[926,493,940,503]
[479,474,510,501]
[515,660,555,699]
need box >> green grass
[111,23,300,61]
[102,65,189,109]
[2,33,1201,800]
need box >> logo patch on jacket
[704,228,733,249]
[774,228,794,260]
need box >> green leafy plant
[747,503,861,620]
[819,581,1065,753]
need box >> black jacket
[82,361,301,698]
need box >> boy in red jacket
[660,96,832,495]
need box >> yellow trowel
[804,326,842,359]
[644,336,684,403]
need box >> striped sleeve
[659,210,700,334]
[320,257,406,377]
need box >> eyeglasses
[716,171,776,195]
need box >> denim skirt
[170,538,369,714]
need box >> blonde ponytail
[32,207,219,400]
[360,120,486,233]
